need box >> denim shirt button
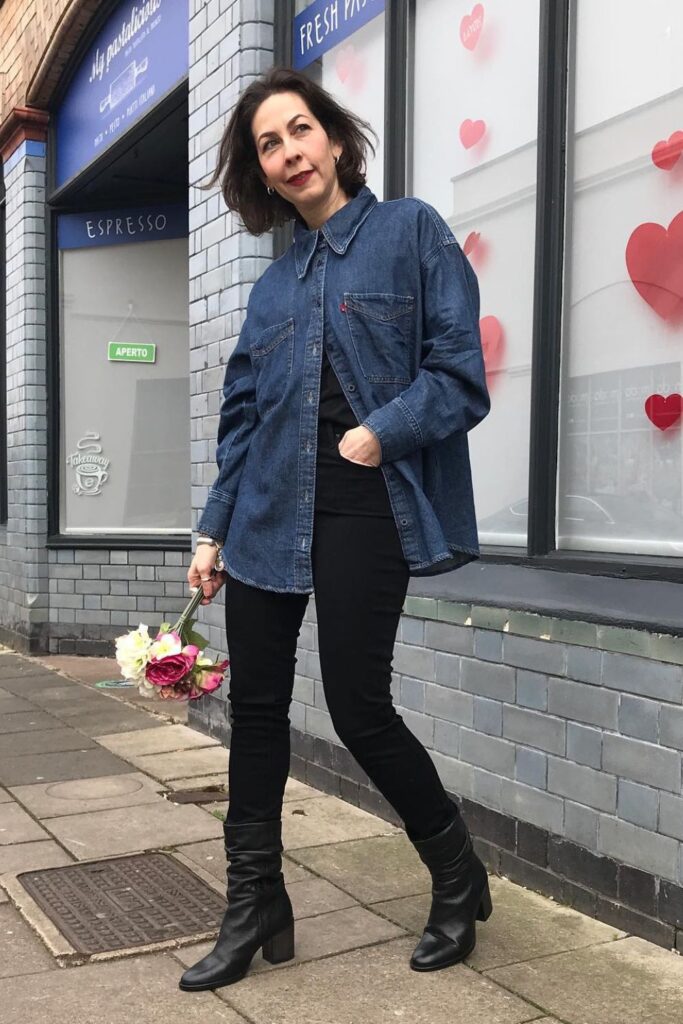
[347,384,356,392]
[401,518,408,525]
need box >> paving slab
[0,903,57,978]
[287,833,431,903]
[166,774,228,791]
[0,801,50,844]
[175,904,406,978]
[0,840,73,875]
[0,748,133,786]
[283,777,327,802]
[213,936,537,1024]
[486,936,683,1024]
[287,875,359,919]
[27,685,114,708]
[123,746,229,781]
[0,728,97,758]
[0,676,74,696]
[94,724,220,758]
[9,772,165,818]
[54,706,168,736]
[0,710,65,734]
[45,799,224,859]
[177,839,314,887]
[0,693,36,714]
[281,796,402,850]
[373,876,624,971]
[0,789,13,804]
[0,952,246,1023]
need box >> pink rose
[145,653,195,687]
[200,673,223,693]
[182,644,200,664]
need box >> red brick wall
[0,0,103,128]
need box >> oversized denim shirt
[197,185,490,593]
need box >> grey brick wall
[188,0,274,659]
[266,599,683,887]
[0,141,49,651]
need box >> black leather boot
[408,805,492,971]
[178,818,294,991]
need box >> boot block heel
[477,883,493,922]
[262,921,295,964]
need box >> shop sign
[57,203,187,249]
[108,342,156,363]
[56,0,188,188]
[293,0,385,69]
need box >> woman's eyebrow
[257,114,308,143]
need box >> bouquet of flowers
[114,587,229,701]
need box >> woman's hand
[338,425,382,467]
[187,547,227,605]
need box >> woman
[180,66,491,993]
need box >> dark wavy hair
[202,66,378,235]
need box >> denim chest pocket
[343,293,415,385]
[249,318,295,416]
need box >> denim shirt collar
[292,184,378,279]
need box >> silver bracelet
[196,536,223,548]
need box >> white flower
[148,631,182,660]
[115,624,153,681]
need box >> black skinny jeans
[223,423,457,841]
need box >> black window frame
[276,0,683,585]
[44,0,190,551]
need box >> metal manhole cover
[18,852,226,955]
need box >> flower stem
[171,587,205,635]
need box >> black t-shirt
[315,342,393,518]
[318,344,358,430]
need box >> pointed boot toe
[409,928,469,972]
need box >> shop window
[558,0,683,556]
[58,210,190,535]
[293,0,385,198]
[410,0,541,547]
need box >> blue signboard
[293,0,385,69]
[57,204,188,249]
[56,0,188,188]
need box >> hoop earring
[334,155,339,165]
[266,185,275,195]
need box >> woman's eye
[295,124,310,133]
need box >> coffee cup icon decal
[67,432,110,496]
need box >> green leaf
[186,629,209,649]
[158,622,171,634]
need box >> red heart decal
[652,131,683,171]
[644,393,682,431]
[479,315,504,383]
[463,231,481,256]
[460,4,484,50]
[460,119,486,149]
[625,210,683,321]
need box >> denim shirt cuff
[196,488,236,543]
[362,397,422,463]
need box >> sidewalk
[1,648,682,1024]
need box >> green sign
[108,342,156,363]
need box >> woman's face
[252,91,343,214]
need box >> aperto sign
[108,342,156,362]
[293,0,385,69]
[55,0,188,188]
